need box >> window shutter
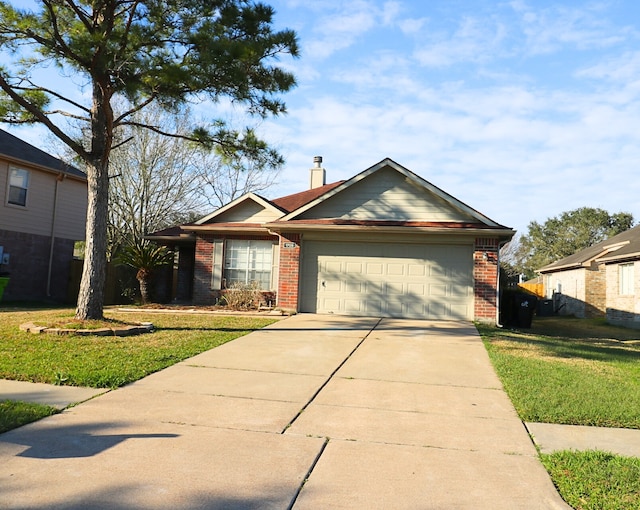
[211,239,224,290]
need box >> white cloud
[413,16,509,67]
[511,2,632,55]
[398,17,429,35]
[576,50,640,82]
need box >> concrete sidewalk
[0,379,107,409]
[1,315,570,509]
[526,422,640,458]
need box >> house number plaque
[283,242,297,248]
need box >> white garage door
[300,241,473,320]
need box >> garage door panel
[345,281,363,293]
[387,282,405,295]
[428,283,448,296]
[301,241,473,320]
[346,262,363,273]
[408,264,425,276]
[367,263,384,275]
[387,263,405,276]
[407,283,426,296]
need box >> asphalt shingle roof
[538,224,640,272]
[0,128,85,179]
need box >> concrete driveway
[0,315,569,509]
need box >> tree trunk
[75,78,114,320]
[75,159,110,320]
[138,276,150,305]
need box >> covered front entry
[300,240,474,319]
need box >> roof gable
[194,193,284,225]
[0,129,85,180]
[279,158,505,227]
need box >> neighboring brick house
[150,158,514,322]
[0,129,87,301]
[538,224,640,328]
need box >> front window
[8,167,29,206]
[619,263,634,295]
[224,240,273,290]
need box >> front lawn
[477,316,640,510]
[0,400,59,434]
[477,317,640,428]
[0,306,278,388]
[541,451,640,510]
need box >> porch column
[277,233,301,311]
[474,237,499,323]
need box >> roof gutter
[182,225,273,235]
[265,223,515,238]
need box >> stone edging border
[19,322,154,337]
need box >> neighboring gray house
[0,129,87,301]
[538,225,640,328]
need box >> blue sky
[7,0,640,235]
[256,0,640,234]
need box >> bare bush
[220,282,263,310]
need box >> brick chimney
[309,156,326,189]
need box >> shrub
[220,281,262,310]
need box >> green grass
[477,317,640,428]
[0,400,59,433]
[540,450,640,510]
[0,306,278,388]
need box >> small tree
[116,241,173,304]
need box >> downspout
[46,173,64,297]
[496,239,509,328]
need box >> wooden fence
[518,282,545,298]
[67,259,138,305]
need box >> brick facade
[474,237,499,322]
[585,263,606,318]
[276,233,301,311]
[0,228,74,302]
[192,234,215,304]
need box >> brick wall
[474,237,499,323]
[0,228,74,302]
[585,263,606,318]
[277,233,301,311]
[192,234,215,304]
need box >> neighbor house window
[7,167,29,206]
[224,239,273,289]
[620,263,635,295]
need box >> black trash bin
[537,299,554,317]
[514,293,538,328]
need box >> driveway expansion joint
[280,318,383,434]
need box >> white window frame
[223,239,274,290]
[619,262,635,296]
[7,166,30,207]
